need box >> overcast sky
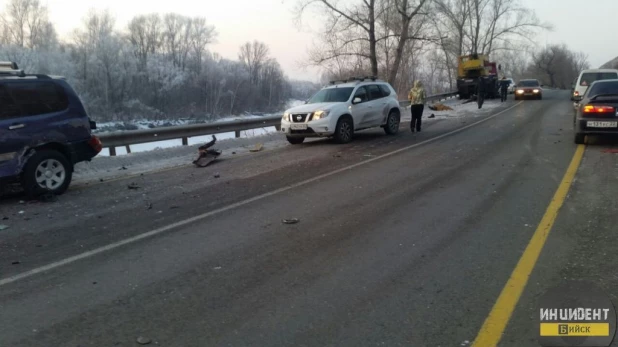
[24,0,618,82]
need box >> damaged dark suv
[0,62,102,196]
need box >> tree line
[296,0,590,94]
[0,0,320,122]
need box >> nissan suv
[0,62,102,197]
[280,77,401,144]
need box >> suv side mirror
[352,97,362,104]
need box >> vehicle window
[0,84,24,120]
[307,87,354,103]
[6,82,69,117]
[366,84,383,100]
[586,82,618,97]
[353,86,369,103]
[379,84,391,96]
[517,80,540,87]
[579,72,618,86]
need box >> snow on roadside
[73,131,290,185]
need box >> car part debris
[127,182,140,189]
[193,135,221,167]
[0,225,9,231]
[136,336,152,345]
[282,218,300,224]
[250,143,264,152]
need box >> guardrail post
[235,130,241,138]
[125,145,131,154]
[182,137,188,146]
[109,147,116,156]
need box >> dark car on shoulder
[0,61,102,196]
[514,79,543,100]
[573,79,618,144]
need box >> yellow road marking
[472,144,586,347]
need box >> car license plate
[290,124,307,130]
[587,121,618,128]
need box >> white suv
[280,78,401,144]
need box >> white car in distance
[280,77,402,144]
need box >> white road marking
[0,102,522,288]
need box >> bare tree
[0,0,55,49]
[529,44,589,89]
[238,40,270,85]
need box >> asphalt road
[1,90,617,346]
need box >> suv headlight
[282,112,290,122]
[312,110,330,120]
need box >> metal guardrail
[98,91,458,156]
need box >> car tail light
[574,91,580,96]
[88,135,103,154]
[582,105,615,114]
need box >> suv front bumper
[281,118,336,137]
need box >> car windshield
[518,80,539,87]
[585,81,618,98]
[307,87,354,103]
[579,72,618,86]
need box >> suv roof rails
[0,61,56,79]
[328,75,380,85]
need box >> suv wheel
[286,136,305,144]
[384,110,400,135]
[334,116,354,144]
[22,149,73,197]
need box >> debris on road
[601,148,618,154]
[38,191,58,203]
[429,103,453,111]
[11,261,20,265]
[136,336,152,345]
[250,143,264,152]
[0,224,9,231]
[146,203,153,210]
[193,135,221,167]
[128,182,141,190]
[428,113,436,118]
[214,173,220,178]
[282,218,300,224]
[18,211,24,214]
[119,166,128,170]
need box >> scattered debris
[193,135,221,167]
[428,113,436,118]
[136,336,152,345]
[333,154,341,158]
[602,148,618,154]
[35,244,42,248]
[146,203,153,210]
[170,206,180,209]
[119,166,128,170]
[232,151,237,155]
[18,211,24,214]
[213,266,222,270]
[1,216,7,220]
[0,225,9,231]
[428,103,453,111]
[282,218,300,224]
[11,261,20,265]
[214,173,220,178]
[93,281,97,285]
[250,143,264,152]
[128,182,141,190]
